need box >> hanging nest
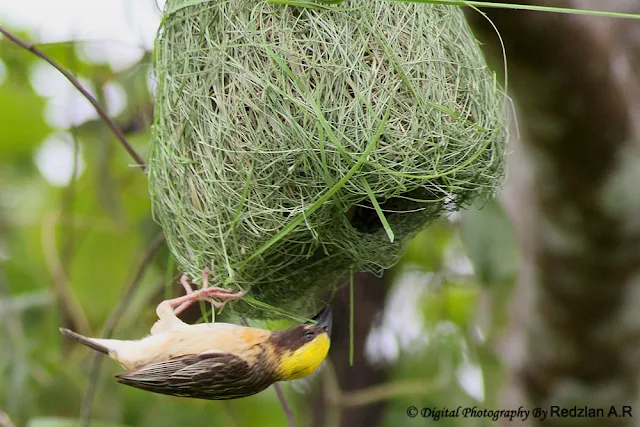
[149,0,507,318]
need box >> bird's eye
[304,330,315,340]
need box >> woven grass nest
[149,0,507,318]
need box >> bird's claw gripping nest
[164,268,249,316]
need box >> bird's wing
[115,352,273,400]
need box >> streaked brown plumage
[60,272,331,400]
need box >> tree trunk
[469,2,640,425]
[311,272,390,427]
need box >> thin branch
[273,383,296,427]
[221,401,242,427]
[42,212,91,336]
[323,358,452,409]
[322,361,342,427]
[80,232,165,427]
[269,0,640,20]
[0,25,147,170]
[337,378,448,408]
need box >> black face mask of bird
[310,306,332,336]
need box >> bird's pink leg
[167,269,248,316]
[180,274,194,294]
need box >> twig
[339,380,445,407]
[0,24,147,170]
[322,354,450,411]
[332,365,451,408]
[79,233,165,427]
[322,361,342,427]
[273,383,296,427]
[42,212,91,336]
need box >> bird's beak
[310,306,332,337]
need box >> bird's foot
[169,268,248,315]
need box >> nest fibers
[150,0,507,318]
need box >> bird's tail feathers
[60,328,109,354]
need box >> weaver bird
[60,271,332,400]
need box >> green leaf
[0,85,50,165]
[443,283,479,328]
[401,220,453,271]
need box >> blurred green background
[2,1,639,427]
